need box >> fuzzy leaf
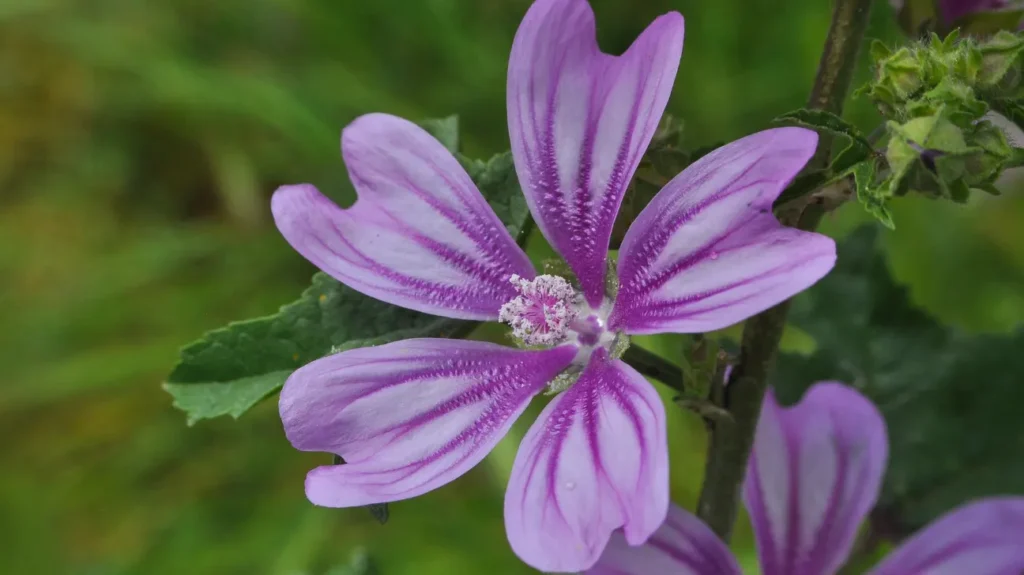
[165,149,530,424]
[852,160,895,229]
[774,108,873,156]
[772,226,1024,532]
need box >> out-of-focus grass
[2,0,1024,573]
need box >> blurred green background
[3,0,1024,573]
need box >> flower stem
[622,345,682,392]
[694,0,873,541]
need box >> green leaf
[774,108,874,157]
[772,169,831,207]
[611,116,694,248]
[420,114,460,153]
[772,226,1024,532]
[164,372,291,426]
[991,98,1024,132]
[458,151,531,240]
[851,160,895,229]
[165,150,531,424]
[164,273,466,425]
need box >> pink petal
[507,0,684,307]
[609,128,836,334]
[869,497,1024,575]
[587,504,742,575]
[743,383,888,575]
[504,348,668,572]
[279,338,577,507]
[272,113,535,321]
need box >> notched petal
[504,349,668,572]
[611,128,836,334]
[272,113,534,321]
[743,382,888,575]
[280,339,577,507]
[508,0,684,307]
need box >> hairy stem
[695,0,873,541]
[622,345,683,392]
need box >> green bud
[880,47,925,100]
[978,31,1024,89]
[962,120,1014,183]
[897,114,970,153]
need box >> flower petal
[743,382,888,575]
[504,348,668,572]
[869,497,1024,575]
[609,128,835,334]
[280,338,577,507]
[272,113,535,321]
[586,504,742,575]
[507,0,684,307]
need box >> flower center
[498,274,578,346]
[498,273,621,351]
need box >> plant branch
[623,345,682,392]
[695,0,873,541]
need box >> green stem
[622,345,683,392]
[695,0,873,541]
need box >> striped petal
[272,113,535,321]
[587,504,742,575]
[869,497,1024,575]
[743,383,888,575]
[280,339,577,507]
[609,128,835,334]
[504,348,668,572]
[507,0,684,307]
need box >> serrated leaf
[852,160,895,229]
[458,151,531,240]
[164,372,291,426]
[772,169,831,207]
[420,115,460,153]
[165,150,530,424]
[772,226,1024,532]
[774,108,874,157]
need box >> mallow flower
[588,382,1024,575]
[270,0,836,570]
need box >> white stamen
[498,274,578,347]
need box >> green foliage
[164,274,467,425]
[164,136,531,425]
[421,115,461,153]
[611,114,690,247]
[851,159,895,229]
[770,107,879,208]
[772,226,1024,530]
[774,108,873,154]
[856,31,1024,222]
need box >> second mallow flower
[587,382,1024,575]
[270,0,836,571]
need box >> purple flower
[270,0,835,571]
[588,382,1024,575]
